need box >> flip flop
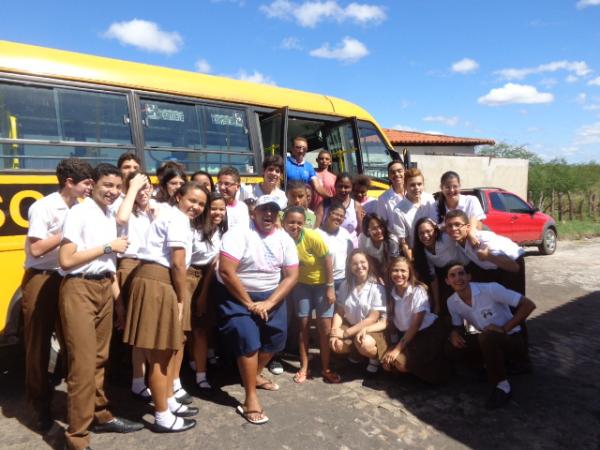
[321,369,341,384]
[256,379,280,391]
[236,405,269,425]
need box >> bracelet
[326,282,335,287]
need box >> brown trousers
[21,269,63,411]
[445,329,528,385]
[60,276,114,450]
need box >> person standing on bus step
[217,166,250,229]
[444,262,535,409]
[58,163,143,450]
[285,136,332,201]
[217,195,299,425]
[311,150,337,210]
[377,161,405,228]
[240,155,287,208]
[21,157,93,432]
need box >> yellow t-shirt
[296,228,329,285]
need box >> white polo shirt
[390,192,437,246]
[243,184,287,209]
[457,230,524,270]
[317,227,354,280]
[25,192,70,271]
[226,200,250,229]
[357,233,401,265]
[337,279,386,326]
[446,194,486,222]
[217,223,299,293]
[191,229,222,266]
[60,197,117,275]
[425,233,469,273]
[118,210,153,259]
[447,282,522,334]
[391,284,437,332]
[138,205,193,268]
[376,188,404,227]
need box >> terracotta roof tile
[383,128,495,146]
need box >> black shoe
[174,388,192,405]
[172,405,199,418]
[152,417,196,433]
[63,446,91,450]
[91,417,144,433]
[33,409,53,432]
[507,361,533,376]
[485,387,512,410]
[131,387,153,403]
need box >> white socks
[496,379,511,394]
[196,371,212,389]
[168,396,189,413]
[155,409,185,429]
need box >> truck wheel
[538,228,557,255]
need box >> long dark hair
[412,217,441,284]
[156,167,188,203]
[174,182,210,230]
[436,170,460,224]
[125,171,153,219]
[201,191,228,245]
[345,249,379,288]
[361,213,394,268]
[385,256,428,325]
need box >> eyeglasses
[446,222,467,229]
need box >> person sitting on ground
[358,213,401,277]
[285,136,332,202]
[216,195,299,425]
[283,206,340,384]
[444,262,536,409]
[329,249,387,375]
[377,257,450,384]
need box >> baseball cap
[255,195,281,211]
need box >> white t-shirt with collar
[424,233,470,274]
[191,228,222,266]
[447,282,522,334]
[337,279,386,326]
[138,205,193,269]
[357,233,401,265]
[446,194,486,222]
[25,192,70,271]
[391,284,437,332]
[376,187,404,228]
[241,184,288,209]
[217,223,299,293]
[60,197,118,276]
[390,192,437,246]
[456,230,524,270]
[226,200,250,230]
[118,210,153,259]
[317,227,354,280]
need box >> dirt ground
[1,238,599,450]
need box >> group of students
[21,138,536,449]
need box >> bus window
[358,122,391,179]
[141,98,253,174]
[0,82,134,170]
[259,107,288,159]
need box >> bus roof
[0,40,378,123]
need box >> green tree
[477,142,543,164]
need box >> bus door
[259,106,288,160]
[323,117,362,175]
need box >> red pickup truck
[461,188,557,255]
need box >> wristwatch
[103,244,113,254]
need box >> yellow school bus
[0,40,399,343]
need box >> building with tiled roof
[383,128,495,156]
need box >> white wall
[394,145,476,155]
[410,154,529,198]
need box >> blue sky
[2,0,600,162]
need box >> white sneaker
[268,360,284,375]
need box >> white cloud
[576,93,587,104]
[280,36,302,50]
[478,83,554,106]
[583,104,600,111]
[309,37,369,63]
[104,19,183,55]
[194,59,212,73]
[566,74,579,83]
[390,124,416,131]
[451,58,479,74]
[235,70,276,85]
[539,78,558,88]
[423,115,460,126]
[589,76,600,86]
[495,60,591,80]
[260,1,386,27]
[577,0,600,9]
[574,121,600,145]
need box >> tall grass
[556,220,600,240]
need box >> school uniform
[446,282,528,384]
[59,197,119,450]
[444,194,486,222]
[317,226,353,294]
[243,183,288,209]
[456,230,526,294]
[361,197,378,215]
[390,193,437,247]
[358,233,401,268]
[336,279,387,359]
[380,285,449,383]
[216,223,299,356]
[376,187,404,228]
[226,199,250,229]
[323,198,359,247]
[124,205,193,350]
[21,192,68,414]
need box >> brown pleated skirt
[339,320,388,360]
[123,262,183,351]
[184,265,205,332]
[116,257,140,306]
